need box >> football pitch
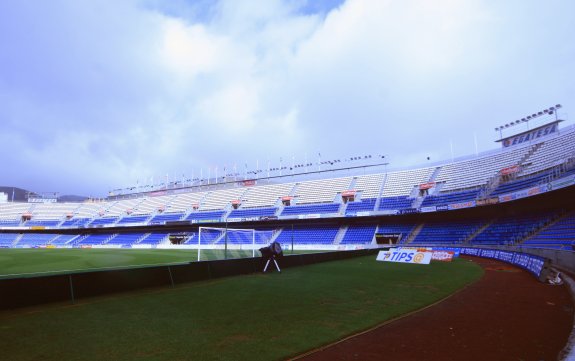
[0,254,483,361]
[0,248,313,278]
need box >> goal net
[197,227,276,261]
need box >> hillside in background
[0,187,35,202]
[0,187,88,203]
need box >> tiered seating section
[411,220,484,245]
[421,189,479,208]
[281,203,340,216]
[522,212,575,250]
[471,212,556,246]
[435,145,530,192]
[345,198,376,214]
[378,196,412,211]
[340,225,376,244]
[293,177,352,204]
[229,207,276,219]
[275,225,339,245]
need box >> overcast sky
[1,0,574,197]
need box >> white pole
[474,132,478,157]
[252,229,255,258]
[198,228,201,262]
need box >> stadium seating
[435,145,531,192]
[490,171,551,196]
[0,219,21,227]
[201,188,248,211]
[293,177,353,204]
[88,217,119,227]
[275,225,339,245]
[345,198,377,214]
[228,207,276,219]
[50,234,78,246]
[353,173,386,199]
[340,225,377,244]
[138,233,170,245]
[520,128,575,176]
[522,211,575,250]
[107,233,147,246]
[381,168,433,196]
[0,233,19,247]
[420,189,479,208]
[240,182,295,208]
[76,234,113,245]
[471,212,557,246]
[376,223,417,244]
[185,210,225,222]
[24,220,61,227]
[116,215,150,225]
[149,212,185,224]
[16,233,58,247]
[281,203,340,216]
[411,220,484,245]
[378,196,412,211]
[60,218,91,227]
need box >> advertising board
[376,249,431,264]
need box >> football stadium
[2,1,575,360]
[1,109,575,360]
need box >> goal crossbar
[197,227,275,261]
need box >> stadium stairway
[134,233,151,244]
[373,173,388,211]
[519,142,544,167]
[333,225,349,245]
[412,166,444,209]
[11,234,24,247]
[404,223,425,244]
[463,220,494,245]
[428,166,442,183]
[516,210,569,246]
[338,201,349,215]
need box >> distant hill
[0,187,35,202]
[0,187,88,203]
[58,194,89,202]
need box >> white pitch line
[0,261,193,278]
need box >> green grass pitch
[0,248,312,278]
[0,253,483,360]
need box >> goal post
[197,226,276,261]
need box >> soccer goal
[197,227,276,261]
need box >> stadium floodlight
[259,241,283,273]
[495,104,564,139]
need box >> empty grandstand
[0,121,573,258]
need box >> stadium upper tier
[1,124,575,228]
